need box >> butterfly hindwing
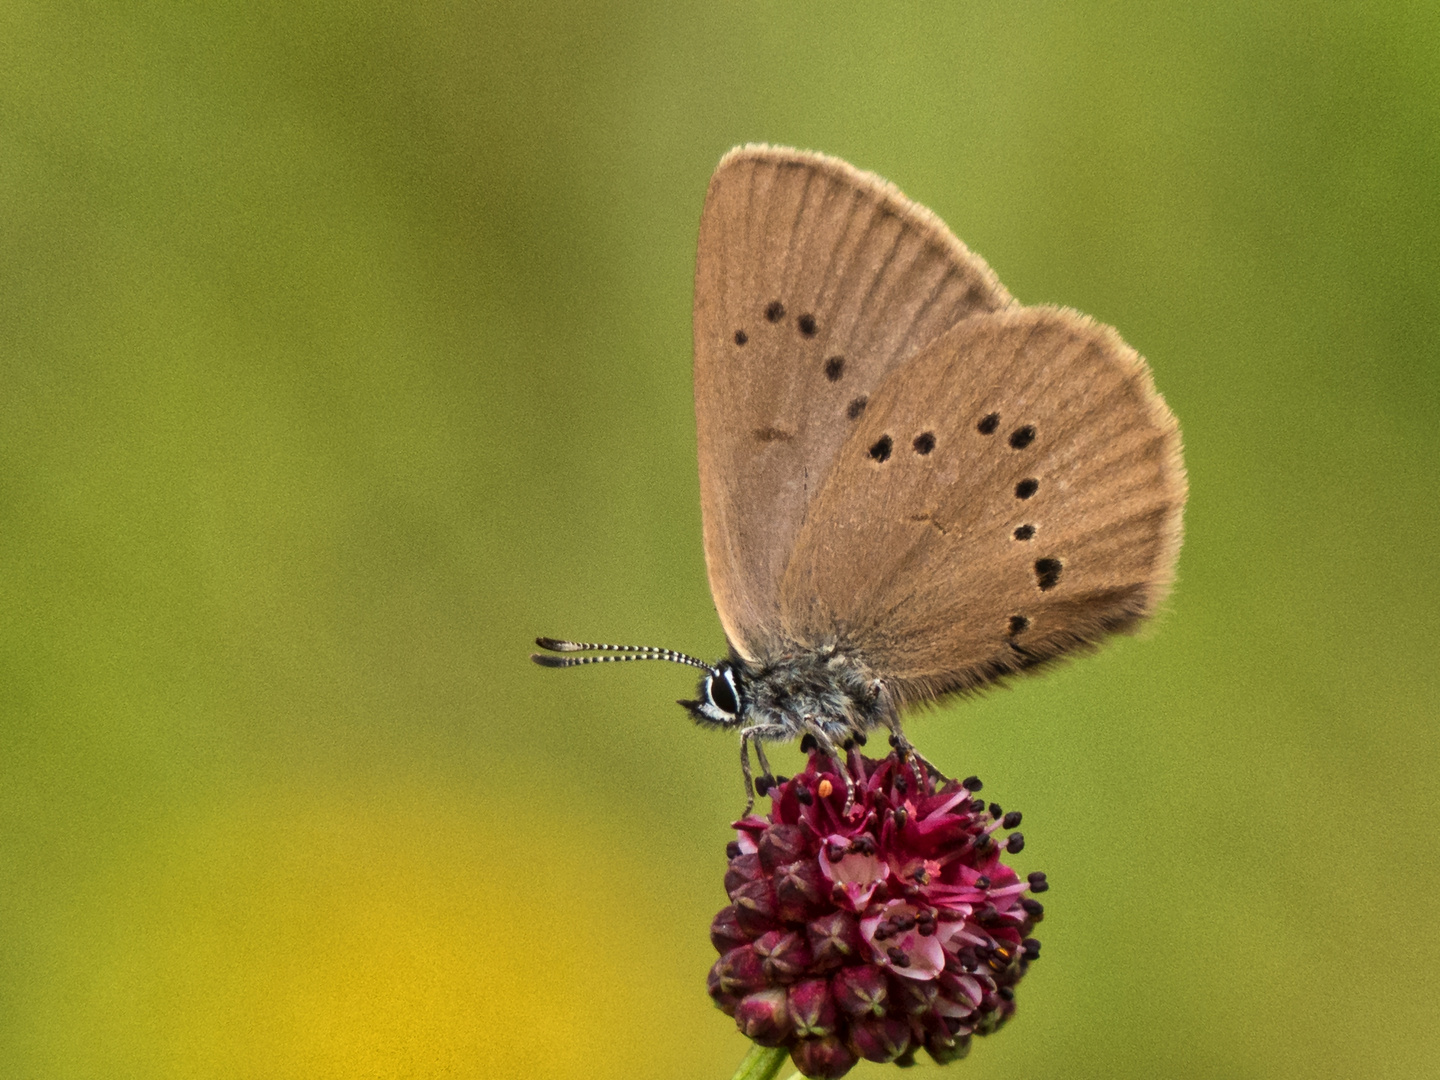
[694,145,1012,659]
[776,305,1186,706]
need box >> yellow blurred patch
[31,789,724,1079]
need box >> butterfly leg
[800,719,857,817]
[738,724,790,816]
[884,720,952,786]
[752,739,776,790]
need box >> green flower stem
[729,1043,789,1080]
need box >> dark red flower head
[708,750,1046,1078]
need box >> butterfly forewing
[694,145,1013,659]
[776,305,1186,706]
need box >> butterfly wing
[776,305,1186,706]
[694,145,1013,660]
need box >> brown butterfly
[535,145,1186,811]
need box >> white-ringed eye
[707,667,740,716]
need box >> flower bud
[788,977,838,1038]
[735,988,793,1047]
[709,905,749,954]
[758,823,809,869]
[846,1015,912,1063]
[831,964,888,1018]
[754,930,812,982]
[789,1034,858,1080]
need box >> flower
[708,749,1047,1078]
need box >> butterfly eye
[707,668,741,716]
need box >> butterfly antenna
[531,637,713,671]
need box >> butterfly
[535,145,1186,812]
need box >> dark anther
[774,775,788,786]
[842,738,854,750]
[998,986,1015,1001]
[1006,832,1025,854]
[734,329,748,345]
[1013,524,1035,540]
[912,431,936,454]
[1022,937,1041,959]
[765,300,785,322]
[888,732,900,747]
[798,313,817,336]
[1021,898,1044,917]
[969,798,985,813]
[977,412,1000,434]
[1035,558,1063,590]
[974,875,990,890]
[853,731,867,746]
[826,842,848,863]
[957,947,979,970]
[754,775,772,796]
[1008,425,1036,449]
[894,775,908,795]
[887,947,911,967]
[1015,478,1039,499]
[726,840,742,859]
[988,803,1003,818]
[824,355,844,381]
[894,807,908,828]
[918,921,935,937]
[847,396,868,419]
[795,785,814,805]
[800,733,817,753]
[893,914,916,933]
[1027,871,1049,893]
[1003,810,1023,829]
[973,833,992,852]
[962,776,983,791]
[869,435,893,462]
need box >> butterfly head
[679,660,748,729]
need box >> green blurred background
[3,2,1437,1077]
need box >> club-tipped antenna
[531,636,713,671]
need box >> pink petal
[817,833,889,910]
[860,901,946,981]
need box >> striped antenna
[531,636,714,671]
